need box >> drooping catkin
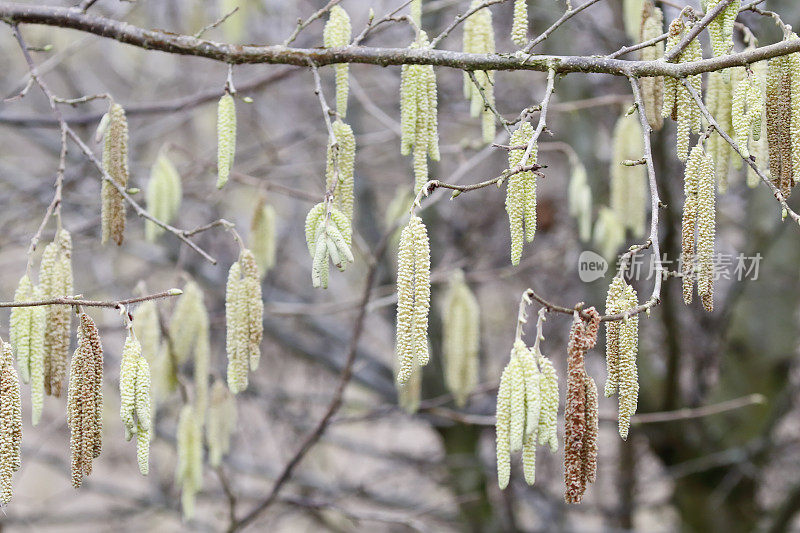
[119,331,152,475]
[639,2,664,130]
[511,0,528,47]
[10,275,33,384]
[250,200,277,278]
[593,206,626,261]
[168,280,208,364]
[325,119,357,222]
[496,340,551,489]
[604,276,625,398]
[101,103,129,245]
[623,0,644,41]
[225,249,264,394]
[216,92,236,189]
[706,68,742,192]
[441,270,480,407]
[610,110,647,237]
[681,143,716,311]
[305,202,354,289]
[582,374,599,485]
[766,42,800,198]
[662,17,703,161]
[463,1,496,143]
[606,278,641,438]
[564,308,600,504]
[748,61,770,187]
[568,159,593,242]
[67,313,103,488]
[134,300,160,366]
[400,31,439,193]
[0,341,22,504]
[29,286,46,425]
[395,215,431,384]
[731,71,764,159]
[705,0,738,58]
[323,6,351,117]
[207,379,237,467]
[506,122,537,265]
[145,149,182,241]
[176,405,203,520]
[41,229,73,398]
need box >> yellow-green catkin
[168,280,208,364]
[207,379,237,467]
[119,331,152,475]
[11,276,47,424]
[463,0,496,144]
[506,122,537,266]
[145,149,182,241]
[176,405,203,520]
[623,0,645,41]
[217,92,236,189]
[593,206,626,261]
[604,279,639,439]
[511,0,528,47]
[732,70,764,159]
[410,0,422,27]
[395,215,431,384]
[40,229,73,398]
[325,120,357,222]
[639,1,664,130]
[748,61,770,187]
[250,200,277,278]
[304,202,354,289]
[400,31,439,194]
[610,110,647,237]
[706,68,743,192]
[441,270,480,407]
[0,342,22,503]
[225,249,264,394]
[101,103,129,246]
[134,301,160,366]
[496,340,551,489]
[323,6,351,117]
[68,313,103,488]
[681,143,716,311]
[662,18,702,161]
[705,0,738,58]
[568,159,593,242]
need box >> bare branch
[0,288,183,309]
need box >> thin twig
[284,0,343,46]
[429,0,508,49]
[194,6,239,39]
[522,0,605,53]
[0,289,183,309]
[352,0,415,45]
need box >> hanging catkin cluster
[168,280,210,414]
[731,71,764,159]
[610,111,647,237]
[766,44,800,198]
[681,143,716,312]
[145,149,182,241]
[133,299,175,400]
[225,249,263,394]
[506,122,537,266]
[40,229,73,398]
[495,339,559,490]
[400,31,440,193]
[705,0,738,57]
[67,312,103,488]
[325,119,357,223]
[662,17,703,161]
[462,0,496,144]
[639,1,664,130]
[119,331,153,475]
[568,159,593,242]
[176,405,203,519]
[10,275,46,425]
[207,379,237,467]
[563,308,600,504]
[604,278,640,440]
[323,6,351,117]
[101,103,129,245]
[0,342,22,504]
[395,215,431,384]
[706,68,744,192]
[250,200,277,278]
[441,270,480,407]
[305,202,354,289]
[216,92,236,189]
[511,0,528,47]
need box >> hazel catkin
[225,249,264,394]
[0,341,22,504]
[217,92,237,189]
[101,103,129,245]
[323,6,352,117]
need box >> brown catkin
[766,52,799,198]
[564,307,600,504]
[67,313,103,488]
[41,229,73,397]
[639,1,664,130]
[0,342,22,504]
[101,103,129,245]
[582,374,599,486]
